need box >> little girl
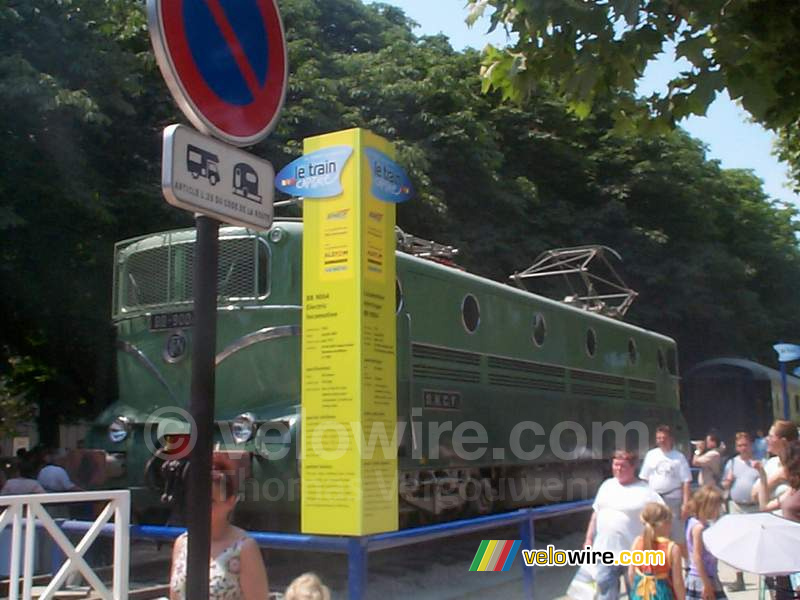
[685,486,727,599]
[629,502,685,600]
[285,572,331,600]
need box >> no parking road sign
[148,0,288,147]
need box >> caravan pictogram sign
[162,124,274,230]
[147,0,287,147]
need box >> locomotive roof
[118,222,675,345]
[399,249,676,344]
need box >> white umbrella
[703,512,800,576]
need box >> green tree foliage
[0,355,39,439]
[1,0,799,434]
[466,0,800,184]
[0,0,187,439]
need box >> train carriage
[682,357,800,446]
[87,222,687,530]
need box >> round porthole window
[462,294,480,333]
[586,328,597,357]
[628,339,638,365]
[533,313,546,347]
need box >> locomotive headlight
[108,416,132,443]
[231,413,256,444]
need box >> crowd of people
[4,421,798,599]
[0,446,82,496]
[582,420,800,600]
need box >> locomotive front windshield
[112,232,270,317]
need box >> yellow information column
[301,128,398,535]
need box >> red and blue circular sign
[147,0,287,147]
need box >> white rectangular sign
[162,124,274,230]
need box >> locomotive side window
[667,348,678,375]
[396,278,403,314]
[461,294,480,333]
[533,313,546,347]
[585,328,597,357]
[657,348,666,371]
[628,338,638,365]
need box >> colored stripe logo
[469,540,521,571]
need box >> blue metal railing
[59,499,593,599]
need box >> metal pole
[347,537,368,600]
[186,215,219,600]
[780,361,790,420]
[519,513,535,599]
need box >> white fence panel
[0,490,130,600]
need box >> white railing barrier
[0,490,130,600]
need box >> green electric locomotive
[86,221,686,529]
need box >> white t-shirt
[38,465,77,492]
[724,456,760,505]
[592,478,665,552]
[639,447,691,499]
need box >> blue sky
[381,0,800,210]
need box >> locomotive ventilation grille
[113,233,269,317]
[411,344,658,402]
[627,378,657,402]
[487,356,567,392]
[412,344,481,383]
[412,344,480,365]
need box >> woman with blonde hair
[756,440,800,599]
[628,502,684,600]
[284,572,330,600]
[754,420,799,511]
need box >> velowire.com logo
[469,540,521,572]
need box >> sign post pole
[773,342,800,420]
[185,215,219,600]
[780,361,790,420]
[147,0,286,594]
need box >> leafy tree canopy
[1,0,799,438]
[466,0,800,176]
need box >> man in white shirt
[584,450,664,600]
[722,431,760,592]
[639,424,691,550]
